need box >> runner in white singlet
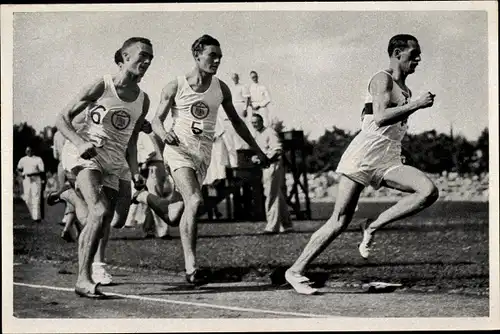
[54,37,154,298]
[336,69,412,189]
[249,70,272,127]
[49,50,157,285]
[61,74,145,188]
[135,35,269,286]
[285,35,439,295]
[162,73,224,185]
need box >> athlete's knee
[423,184,439,205]
[185,192,203,210]
[325,211,351,233]
[89,201,112,222]
[333,194,359,218]
[323,216,342,231]
[417,181,439,205]
[338,202,358,217]
[324,202,356,232]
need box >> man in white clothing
[17,146,45,223]
[220,73,250,166]
[249,71,272,127]
[251,114,293,234]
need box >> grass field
[13,200,489,294]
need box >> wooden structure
[279,130,311,220]
[201,130,311,221]
[201,149,265,221]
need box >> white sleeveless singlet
[79,75,145,167]
[170,76,224,142]
[360,70,411,142]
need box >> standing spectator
[249,71,272,127]
[220,72,250,166]
[251,114,293,234]
[17,146,45,223]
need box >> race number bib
[89,105,107,125]
[191,121,204,135]
[190,101,210,135]
[87,105,107,147]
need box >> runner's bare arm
[127,93,150,177]
[371,72,433,126]
[71,110,87,132]
[148,133,165,160]
[152,79,179,145]
[220,81,268,161]
[56,79,105,147]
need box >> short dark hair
[387,34,419,56]
[191,34,220,57]
[116,37,152,63]
[114,49,123,65]
[250,70,258,76]
[122,37,152,50]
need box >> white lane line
[14,282,340,318]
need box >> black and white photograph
[1,1,498,332]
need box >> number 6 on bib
[191,121,203,135]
